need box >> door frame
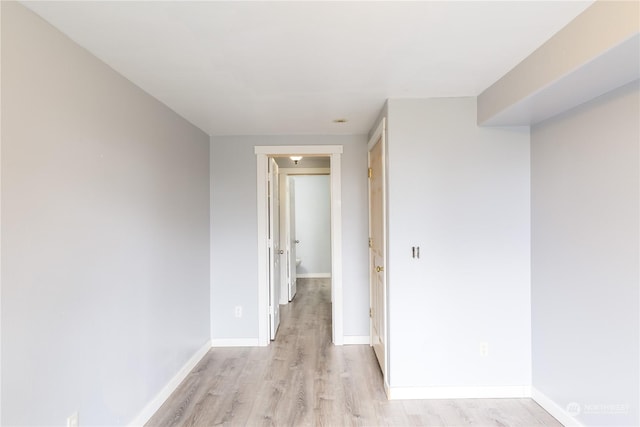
[255,145,343,346]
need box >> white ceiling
[22,1,593,136]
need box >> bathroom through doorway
[275,157,331,309]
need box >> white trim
[256,145,343,347]
[330,152,343,345]
[387,385,531,400]
[532,387,584,427]
[343,335,370,345]
[211,338,261,347]
[296,273,331,278]
[128,340,211,427]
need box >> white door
[268,158,281,340]
[369,131,387,376]
[279,174,289,305]
[288,178,298,301]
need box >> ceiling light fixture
[333,118,348,123]
[290,156,303,165]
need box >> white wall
[1,3,211,425]
[531,81,639,426]
[292,175,331,276]
[210,135,369,340]
[385,97,532,390]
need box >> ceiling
[22,1,593,136]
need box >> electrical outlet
[234,306,242,318]
[479,342,489,357]
[67,412,79,427]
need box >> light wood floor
[146,278,561,427]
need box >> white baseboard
[387,385,531,400]
[129,340,211,426]
[297,273,331,278]
[343,335,370,345]
[211,338,260,347]
[532,387,584,427]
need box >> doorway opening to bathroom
[255,146,343,346]
[275,157,331,310]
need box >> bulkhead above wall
[478,0,639,127]
[274,156,330,169]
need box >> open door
[268,158,281,340]
[279,174,297,304]
[369,121,387,377]
[288,178,298,301]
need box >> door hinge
[368,238,373,248]
[369,308,373,318]
[269,305,274,316]
[368,167,372,179]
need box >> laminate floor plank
[146,279,561,427]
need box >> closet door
[368,120,387,377]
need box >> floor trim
[343,335,370,345]
[532,387,584,426]
[211,338,261,347]
[129,340,211,426]
[388,385,531,400]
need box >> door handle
[376,266,384,272]
[295,240,300,244]
[279,250,284,254]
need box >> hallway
[146,279,560,426]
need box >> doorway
[255,145,344,346]
[276,161,331,306]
